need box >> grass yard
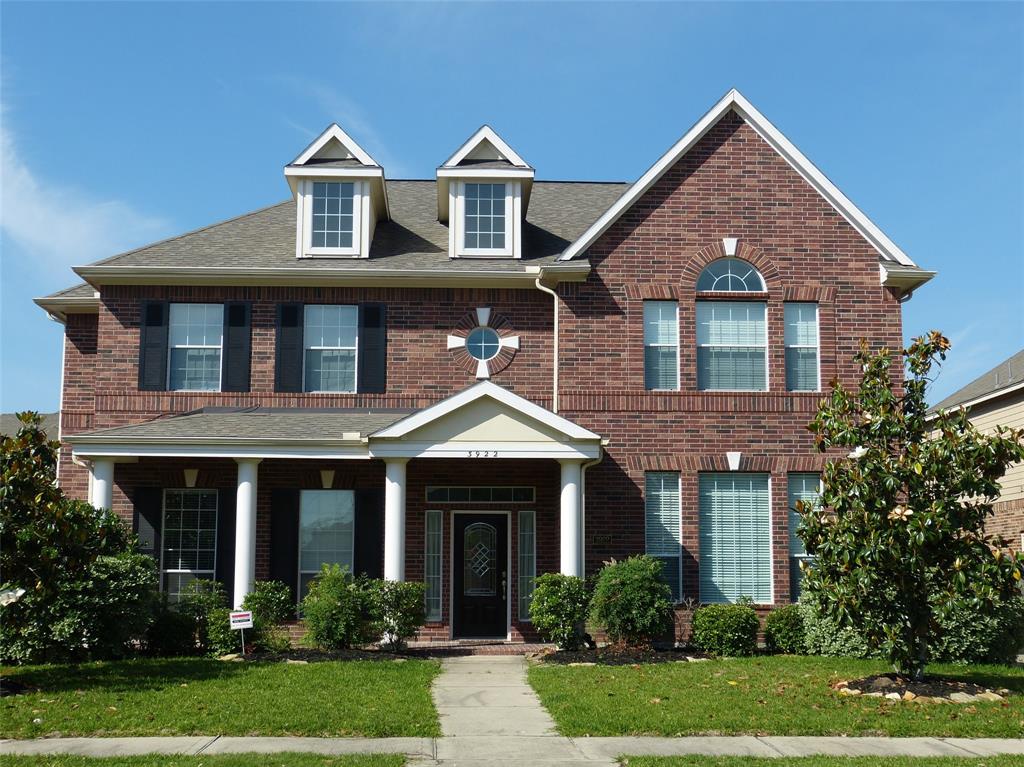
[528,655,1024,737]
[0,657,441,738]
[1,756,403,767]
[620,759,1024,767]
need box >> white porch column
[232,458,261,609]
[384,458,408,581]
[90,460,114,511]
[559,459,584,577]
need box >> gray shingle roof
[48,283,95,298]
[1,412,60,438]
[931,349,1024,411]
[69,180,626,277]
[66,408,412,442]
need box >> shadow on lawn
[4,658,257,695]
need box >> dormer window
[285,123,389,260]
[437,126,533,260]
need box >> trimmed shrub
[301,565,376,650]
[145,599,199,657]
[691,603,759,657]
[590,556,674,646]
[178,579,230,654]
[933,594,1024,665]
[206,607,243,655]
[530,574,589,650]
[243,580,294,652]
[798,596,874,658]
[370,580,426,650]
[765,603,805,654]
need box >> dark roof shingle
[931,349,1024,411]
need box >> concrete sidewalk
[3,735,1024,761]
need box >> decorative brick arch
[448,307,519,379]
[681,240,781,292]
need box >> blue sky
[2,2,1022,413]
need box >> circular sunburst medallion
[446,307,520,379]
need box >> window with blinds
[518,511,536,621]
[698,473,771,603]
[787,473,820,601]
[785,303,820,392]
[645,472,682,600]
[643,301,679,390]
[425,510,443,621]
[696,301,767,391]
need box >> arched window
[696,258,766,292]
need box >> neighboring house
[1,413,60,439]
[35,90,934,642]
[930,349,1024,549]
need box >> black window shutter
[358,303,387,393]
[138,301,169,391]
[216,489,236,604]
[275,303,304,393]
[222,302,252,393]
[354,488,384,579]
[270,489,301,604]
[133,487,163,560]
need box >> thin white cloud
[0,119,168,273]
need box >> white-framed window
[299,489,355,600]
[696,258,766,292]
[787,473,821,601]
[425,486,535,503]
[161,489,218,602]
[302,180,362,257]
[168,303,223,392]
[645,472,682,601]
[458,181,513,257]
[698,473,772,604]
[785,303,820,392]
[518,510,536,621]
[643,301,680,391]
[696,301,768,391]
[303,305,358,393]
[425,510,443,622]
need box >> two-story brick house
[36,90,933,642]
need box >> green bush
[933,594,1024,664]
[242,579,294,652]
[300,565,376,650]
[530,574,590,650]
[691,603,759,656]
[145,599,198,657]
[590,556,674,646]
[178,579,229,654]
[764,603,805,654]
[798,595,874,658]
[206,607,244,655]
[370,580,426,650]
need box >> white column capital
[234,457,263,466]
[383,457,410,466]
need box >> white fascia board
[558,89,920,269]
[284,166,385,179]
[442,125,531,169]
[291,123,379,167]
[436,168,535,179]
[73,265,558,289]
[372,380,602,441]
[71,442,371,460]
[33,295,100,321]
[928,379,1024,419]
[369,441,602,460]
[880,262,937,291]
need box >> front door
[453,514,508,639]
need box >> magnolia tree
[799,332,1024,680]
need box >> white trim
[291,123,379,167]
[517,509,536,623]
[929,379,1024,418]
[369,441,601,460]
[449,509,512,641]
[441,125,530,169]
[300,180,364,258]
[643,471,683,602]
[166,303,224,393]
[695,299,769,392]
[372,380,602,441]
[424,509,444,622]
[558,89,919,268]
[643,300,680,392]
[301,304,359,393]
[72,443,371,460]
[436,167,534,179]
[160,488,219,599]
[455,180,515,258]
[284,166,385,179]
[784,302,821,392]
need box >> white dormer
[285,124,389,259]
[437,126,534,260]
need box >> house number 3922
[468,450,498,458]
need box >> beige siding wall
[967,391,1024,504]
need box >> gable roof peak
[441,124,532,169]
[289,122,380,168]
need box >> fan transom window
[697,258,766,292]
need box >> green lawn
[621,759,1024,767]
[2,757,402,767]
[1,657,441,738]
[528,655,1024,737]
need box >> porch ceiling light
[183,468,198,488]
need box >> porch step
[407,641,551,656]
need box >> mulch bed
[236,647,413,663]
[532,645,710,665]
[836,673,1011,703]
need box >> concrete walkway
[3,656,1024,764]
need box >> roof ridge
[87,199,292,268]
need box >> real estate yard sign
[230,610,253,654]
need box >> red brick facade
[54,109,907,642]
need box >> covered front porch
[69,382,604,641]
